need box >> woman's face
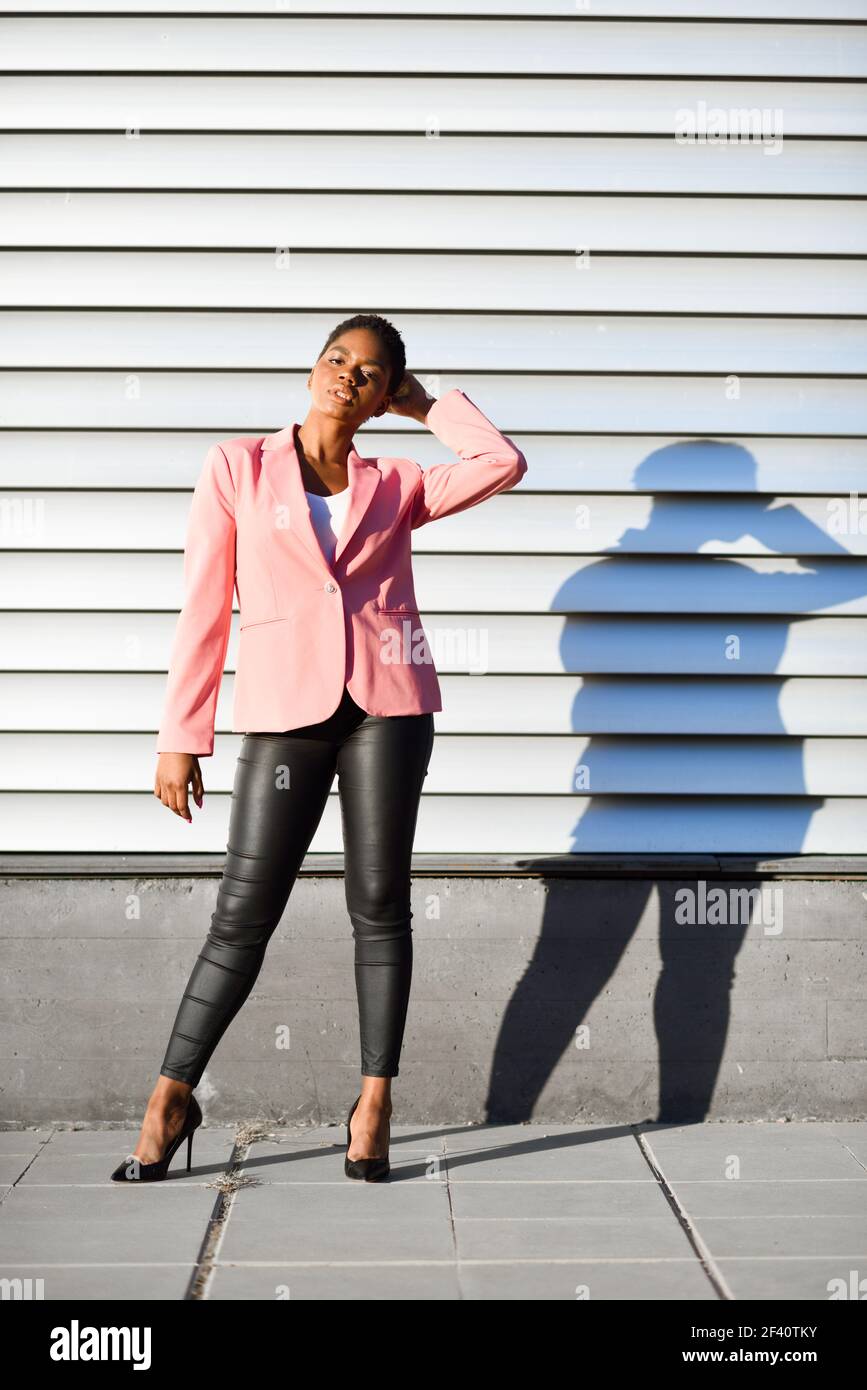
[308,327,394,427]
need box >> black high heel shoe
[110,1094,203,1183]
[344,1094,390,1183]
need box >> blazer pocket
[239,615,287,631]
[376,606,420,616]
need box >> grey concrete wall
[2,874,865,1126]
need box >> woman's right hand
[155,752,204,822]
[387,370,437,423]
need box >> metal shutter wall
[0,1,865,852]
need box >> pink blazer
[156,387,527,755]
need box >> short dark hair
[318,314,406,396]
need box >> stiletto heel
[110,1094,203,1183]
[344,1094,390,1183]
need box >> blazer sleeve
[409,387,527,529]
[156,443,237,757]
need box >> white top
[305,487,351,565]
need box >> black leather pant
[160,685,435,1087]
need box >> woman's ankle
[356,1093,393,1119]
[146,1076,193,1116]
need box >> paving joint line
[1,1127,58,1204]
[183,1121,270,1301]
[440,1136,464,1300]
[633,1126,735,1300]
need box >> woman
[111,313,527,1184]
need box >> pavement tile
[39,1127,237,1156]
[0,1186,218,1264]
[444,1133,651,1181]
[639,1125,866,1181]
[441,1123,635,1151]
[219,1182,454,1263]
[715,1258,867,1300]
[207,1263,462,1299]
[449,1179,667,1220]
[17,1151,231,1186]
[670,1179,867,1218]
[234,1126,347,1147]
[455,1260,716,1301]
[0,1264,195,1300]
[453,1215,697,1261]
[11,1126,236,1185]
[691,1217,867,1259]
[239,1140,441,1184]
[0,1131,53,1153]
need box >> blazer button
[325,582,337,593]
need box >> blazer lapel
[259,420,381,573]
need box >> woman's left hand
[387,371,437,423]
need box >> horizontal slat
[3,135,864,195]
[4,431,866,496]
[3,552,865,614]
[0,791,862,854]
[419,495,867,556]
[3,673,866,736]
[2,77,866,137]
[1,733,863,796]
[2,614,864,677]
[3,194,864,254]
[430,737,867,795]
[3,372,865,434]
[3,312,866,375]
[2,490,864,556]
[4,3,866,18]
[1,18,865,78]
[2,256,863,316]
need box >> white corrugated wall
[0,0,865,854]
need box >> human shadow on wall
[484,440,865,1123]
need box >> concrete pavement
[1,1119,865,1301]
